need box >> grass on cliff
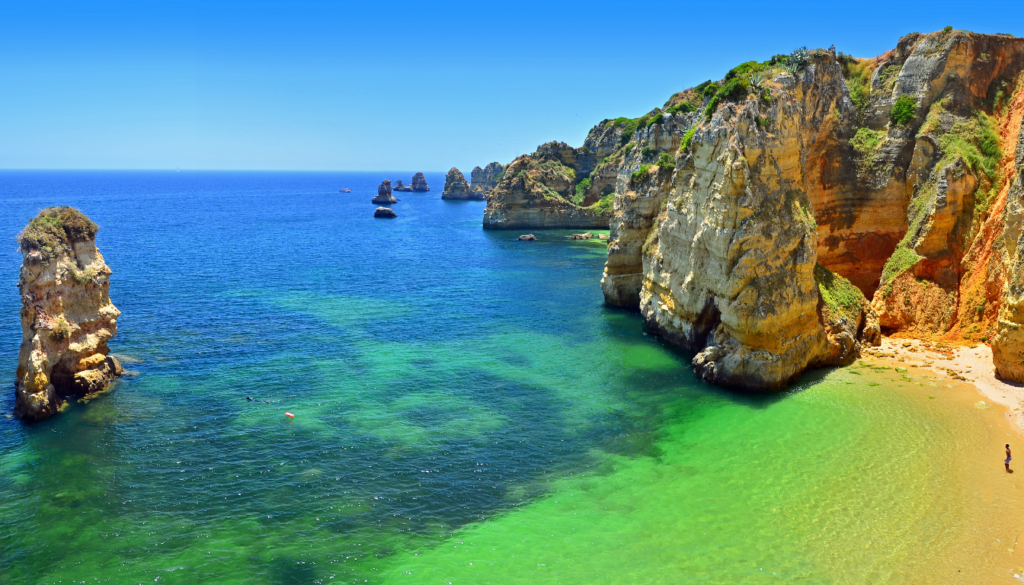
[814,264,864,320]
[881,247,922,291]
[630,165,652,188]
[680,127,697,152]
[18,207,98,258]
[586,193,615,215]
[573,178,592,205]
[937,112,1001,181]
[838,54,876,112]
[851,128,885,156]
[657,152,675,171]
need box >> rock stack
[410,172,430,192]
[14,207,122,421]
[470,162,504,195]
[441,168,484,200]
[374,207,397,218]
[393,179,412,192]
[372,180,397,204]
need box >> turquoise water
[0,171,1018,584]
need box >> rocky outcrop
[470,163,504,195]
[441,168,484,200]
[14,207,122,421]
[393,180,412,192]
[372,180,396,204]
[411,173,430,192]
[482,141,617,229]
[592,30,1024,389]
[518,234,536,241]
[374,206,397,218]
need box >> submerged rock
[14,207,122,421]
[372,180,397,204]
[568,232,593,240]
[374,206,397,218]
[411,172,430,192]
[393,180,412,192]
[441,168,484,200]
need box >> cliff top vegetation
[18,207,98,258]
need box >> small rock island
[441,168,484,200]
[15,207,122,421]
[393,180,412,192]
[410,172,430,192]
[372,179,397,204]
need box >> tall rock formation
[14,207,122,421]
[411,172,430,192]
[470,163,505,195]
[592,30,1024,388]
[441,168,484,200]
[372,179,396,204]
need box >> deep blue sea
[0,171,1016,584]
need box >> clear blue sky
[1,1,1019,171]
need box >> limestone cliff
[595,30,1024,388]
[14,207,122,421]
[411,172,430,192]
[441,168,484,200]
[373,180,396,204]
[470,162,504,195]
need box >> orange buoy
[285,412,295,418]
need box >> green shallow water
[0,172,1019,584]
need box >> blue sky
[1,1,1019,171]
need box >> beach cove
[1,171,1023,583]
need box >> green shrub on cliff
[705,78,751,116]
[680,127,697,152]
[630,164,652,187]
[645,113,663,128]
[18,207,98,259]
[666,102,695,115]
[814,264,864,320]
[573,178,592,205]
[890,95,917,125]
[657,152,676,171]
[614,117,640,145]
[840,57,875,112]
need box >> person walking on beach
[1006,444,1013,473]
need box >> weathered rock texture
[441,168,484,200]
[595,30,1024,388]
[372,180,396,204]
[15,207,122,421]
[374,206,397,218]
[393,180,412,192]
[470,163,505,195]
[411,173,430,192]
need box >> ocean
[0,171,1019,584]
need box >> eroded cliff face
[470,162,504,195]
[602,30,1024,389]
[994,95,1024,379]
[442,168,484,200]
[15,208,122,421]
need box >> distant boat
[339,188,351,193]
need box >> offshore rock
[393,180,412,192]
[14,207,121,421]
[470,162,504,195]
[372,180,397,204]
[374,206,397,218]
[518,234,537,241]
[411,172,430,192]
[441,168,484,200]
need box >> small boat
[339,188,351,193]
